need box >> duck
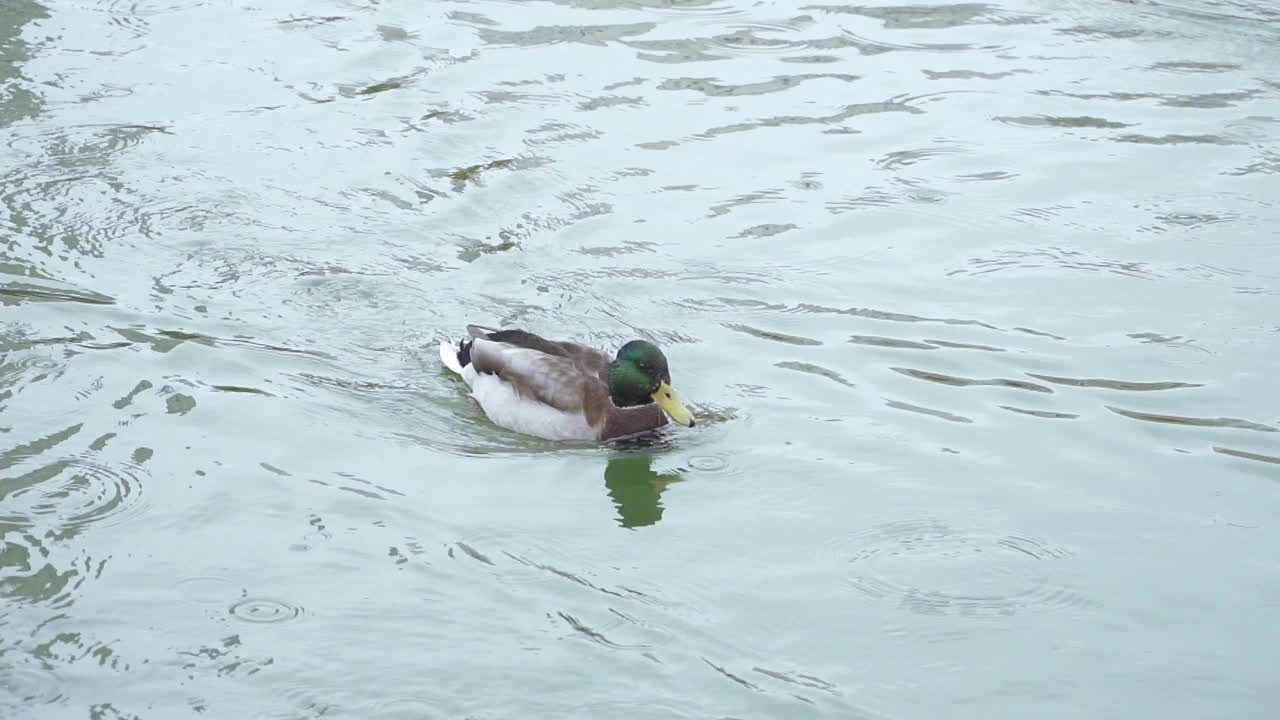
[439,324,695,442]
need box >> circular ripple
[711,25,807,54]
[377,699,441,719]
[0,453,147,534]
[687,454,730,473]
[229,598,302,624]
[836,519,1085,618]
[640,0,743,19]
[175,576,235,605]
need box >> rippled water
[3,0,1279,717]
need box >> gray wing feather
[467,324,500,339]
[469,338,612,422]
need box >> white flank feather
[468,373,596,441]
[440,338,596,441]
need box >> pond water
[3,0,1279,718]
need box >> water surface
[3,0,1280,718]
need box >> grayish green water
[3,0,1280,717]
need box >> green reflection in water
[0,0,47,126]
[0,528,79,604]
[603,454,684,529]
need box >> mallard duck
[439,325,695,441]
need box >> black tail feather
[457,338,474,368]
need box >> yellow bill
[652,381,695,427]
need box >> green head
[608,340,695,427]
